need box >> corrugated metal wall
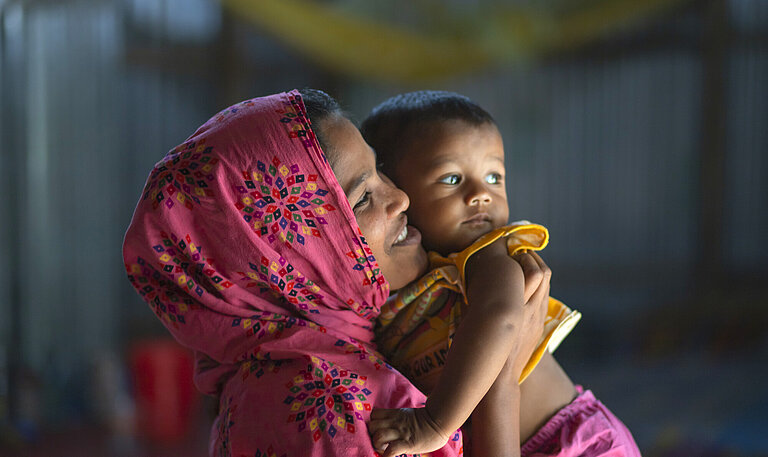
[725,0,768,268]
[0,0,223,417]
[2,0,126,386]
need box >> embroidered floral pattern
[236,255,324,314]
[284,357,372,442]
[143,138,218,211]
[236,156,336,248]
[152,231,233,297]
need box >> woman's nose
[386,183,410,217]
[464,181,492,206]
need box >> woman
[123,90,545,456]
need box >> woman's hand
[508,250,551,377]
[368,406,452,457]
[465,242,551,380]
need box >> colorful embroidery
[254,446,287,457]
[345,234,386,289]
[232,311,327,341]
[213,99,256,124]
[152,231,233,297]
[344,297,378,321]
[239,359,285,382]
[284,357,372,442]
[334,339,391,371]
[143,138,218,211]
[125,256,198,328]
[236,255,324,314]
[236,156,336,249]
[278,94,319,152]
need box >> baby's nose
[465,183,492,205]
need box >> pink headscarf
[123,91,463,456]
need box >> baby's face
[393,120,509,255]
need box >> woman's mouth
[393,225,421,246]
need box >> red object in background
[129,339,199,443]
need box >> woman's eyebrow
[345,148,377,197]
[347,171,370,198]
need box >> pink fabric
[123,91,462,456]
[522,387,641,457]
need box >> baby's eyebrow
[425,156,458,168]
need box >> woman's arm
[368,243,550,457]
[467,353,521,457]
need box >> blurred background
[1,0,767,455]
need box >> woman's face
[322,115,428,291]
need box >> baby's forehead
[402,119,500,157]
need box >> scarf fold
[376,222,582,393]
[123,91,462,456]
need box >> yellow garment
[376,222,581,394]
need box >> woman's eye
[354,191,371,210]
[485,173,502,184]
[439,174,461,185]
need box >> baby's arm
[369,242,550,457]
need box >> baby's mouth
[462,213,491,225]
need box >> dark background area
[1,0,767,455]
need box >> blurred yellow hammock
[221,0,691,84]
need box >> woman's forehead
[320,117,377,197]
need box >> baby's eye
[354,191,371,211]
[485,173,503,184]
[439,174,461,185]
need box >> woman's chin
[386,244,429,292]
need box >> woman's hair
[298,88,344,159]
[360,90,495,176]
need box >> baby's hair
[360,90,496,177]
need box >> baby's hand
[368,407,451,457]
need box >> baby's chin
[429,226,498,256]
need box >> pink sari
[123,91,463,456]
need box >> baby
[362,91,640,457]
